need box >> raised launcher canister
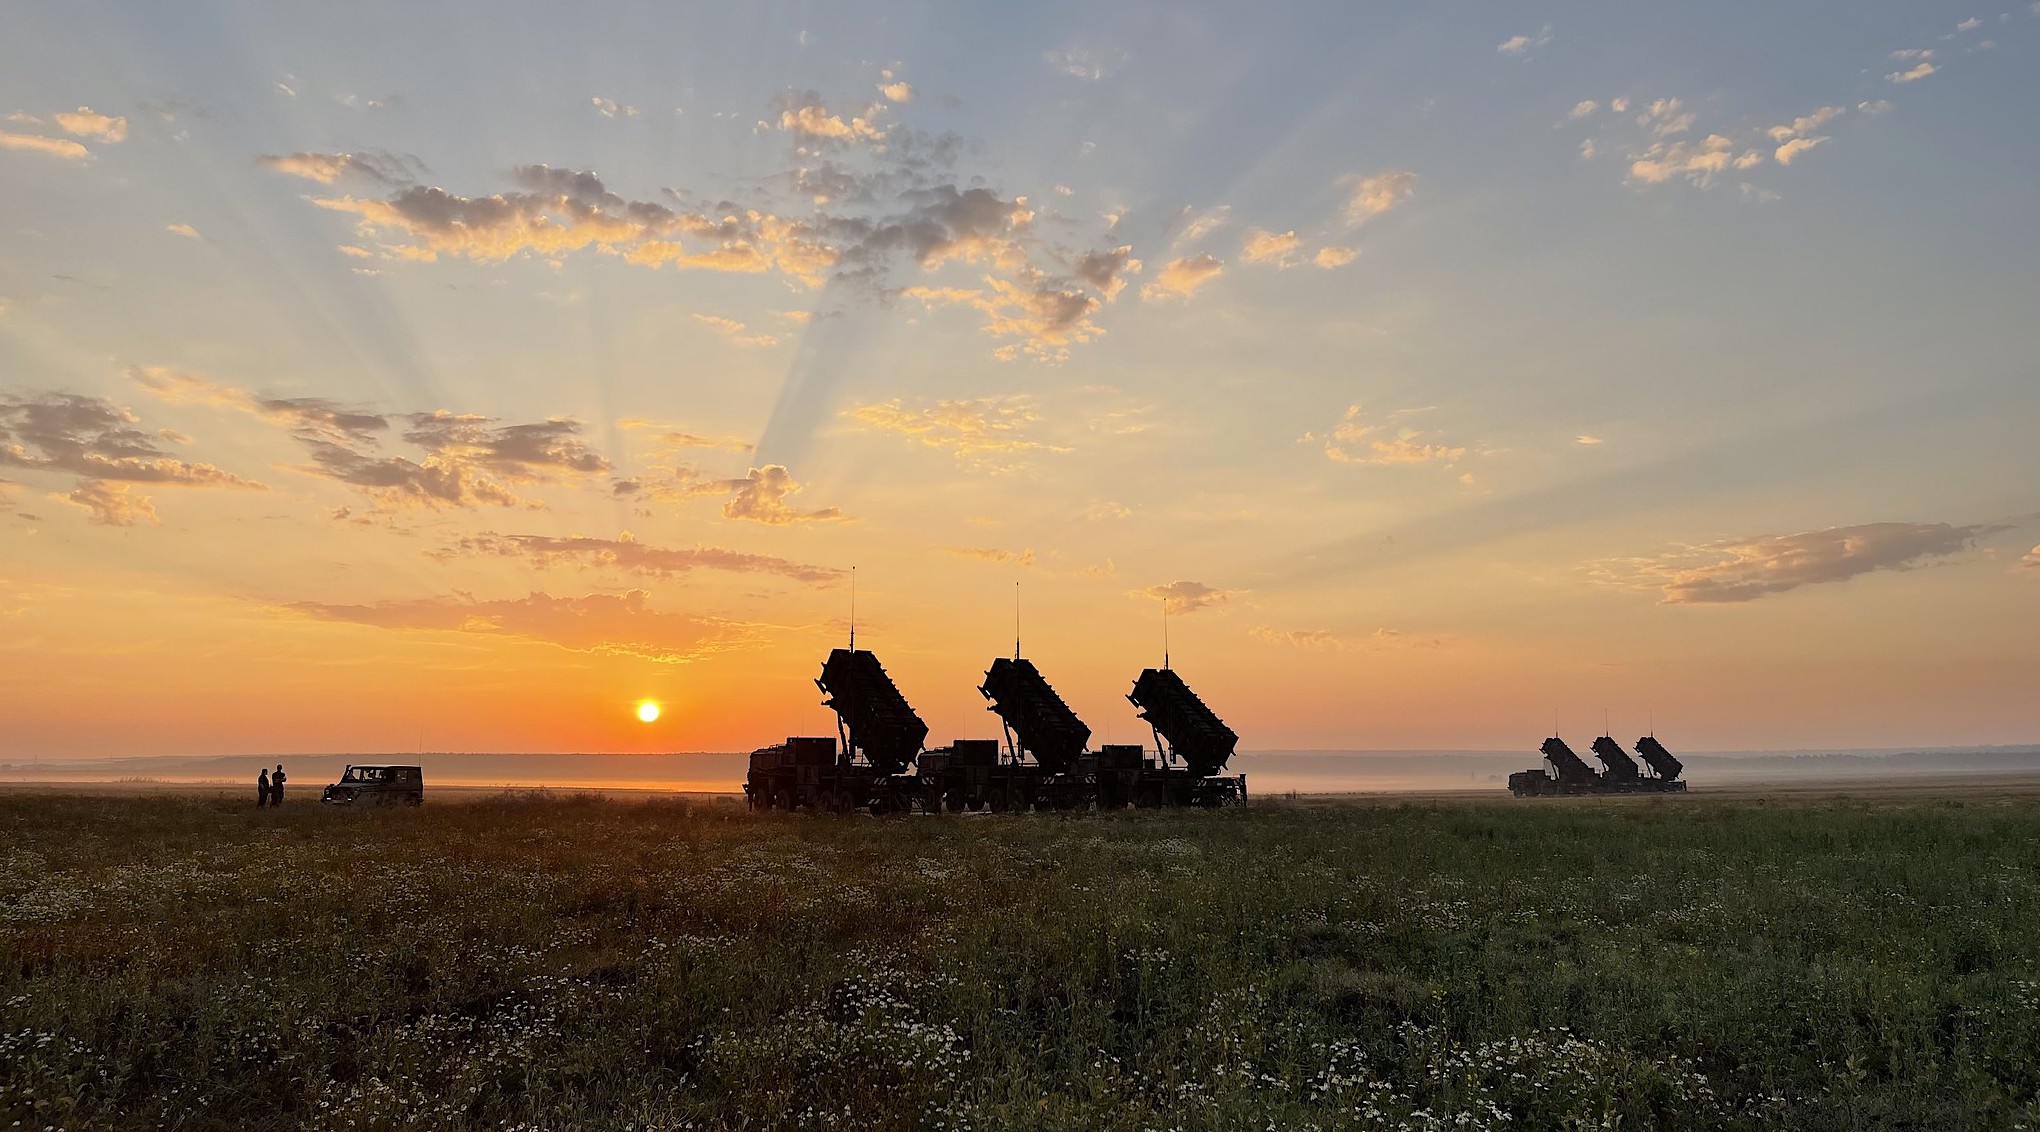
[1590,735,1642,784]
[796,648,927,813]
[979,657,1093,810]
[1634,735,1688,791]
[1508,736,1604,796]
[1126,667,1247,807]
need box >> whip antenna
[849,566,856,651]
[1162,599,1170,669]
[1014,581,1021,660]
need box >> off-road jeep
[321,764,424,806]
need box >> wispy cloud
[0,130,91,160]
[692,314,779,347]
[1496,25,1554,56]
[286,590,763,664]
[1311,406,1466,467]
[1141,254,1223,301]
[51,107,126,142]
[1601,521,1998,604]
[844,397,1067,470]
[431,530,841,583]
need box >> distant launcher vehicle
[1508,735,1688,796]
[743,641,1247,814]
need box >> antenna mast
[1013,581,1021,660]
[1162,599,1170,669]
[849,566,856,651]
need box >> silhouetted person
[257,768,270,808]
[271,764,287,807]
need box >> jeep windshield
[342,767,390,782]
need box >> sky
[2,0,2037,760]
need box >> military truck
[321,764,424,806]
[1126,666,1247,807]
[1508,735,1687,796]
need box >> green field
[4,792,2039,1130]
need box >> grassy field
[3,792,2039,1130]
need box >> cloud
[286,590,761,664]
[1887,61,1938,83]
[1626,133,1759,188]
[1857,100,1893,114]
[1569,100,1599,120]
[0,131,91,160]
[1766,106,1845,142]
[165,223,201,239]
[1241,229,1300,267]
[1774,136,1828,165]
[1606,521,1996,605]
[877,70,914,103]
[1340,170,1416,224]
[1313,246,1358,269]
[1135,580,1237,615]
[1575,435,1603,446]
[692,313,779,347]
[947,545,1035,567]
[1251,626,1341,649]
[0,390,263,489]
[51,107,126,142]
[616,418,753,452]
[715,465,842,525]
[1141,254,1223,301]
[1316,406,1466,466]
[1496,25,1554,55]
[56,480,157,526]
[1044,45,1126,81]
[844,397,1065,470]
[431,530,842,583]
[258,151,416,185]
[128,367,607,510]
[774,90,886,142]
[591,97,639,119]
[1070,245,1140,301]
[899,276,1106,361]
[2020,546,2040,572]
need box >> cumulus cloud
[591,97,639,119]
[2020,545,2040,572]
[165,223,201,239]
[1605,521,1996,604]
[1340,170,1416,224]
[286,589,761,664]
[774,90,886,142]
[877,70,914,103]
[51,107,127,142]
[1774,136,1828,164]
[616,418,753,452]
[1857,99,1894,114]
[0,130,91,160]
[431,530,841,583]
[715,465,842,525]
[1627,133,1762,187]
[1576,435,1603,445]
[57,480,158,526]
[1241,229,1300,267]
[1569,100,1600,120]
[1496,25,1554,55]
[1314,406,1466,466]
[1135,580,1237,615]
[845,397,1066,471]
[1887,61,1937,83]
[1141,254,1223,301]
[1313,246,1358,269]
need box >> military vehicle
[1508,734,1687,796]
[321,764,424,806]
[1126,666,1247,806]
[745,645,928,813]
[978,655,1095,810]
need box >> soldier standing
[257,767,270,808]
[271,764,287,807]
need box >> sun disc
[636,700,660,723]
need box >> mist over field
[9,747,2040,795]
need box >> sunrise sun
[635,701,660,724]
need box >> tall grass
[2,792,2037,1129]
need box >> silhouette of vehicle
[321,764,425,806]
[1508,736,1686,796]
